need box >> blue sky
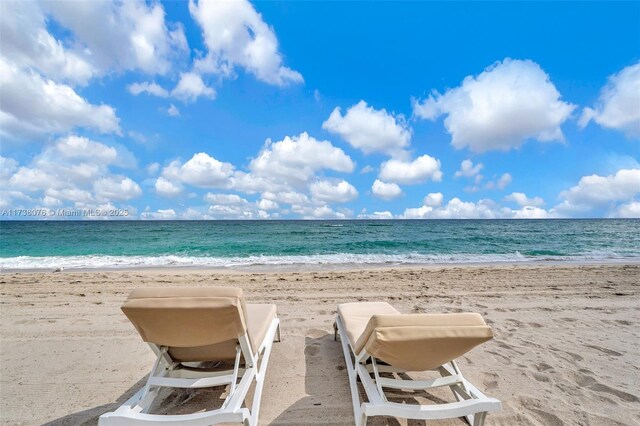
[1,0,639,219]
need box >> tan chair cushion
[337,302,400,349]
[338,302,493,371]
[244,304,277,352]
[169,303,277,362]
[122,287,249,348]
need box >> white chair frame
[99,317,280,426]
[335,316,501,426]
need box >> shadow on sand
[271,331,437,426]
[43,331,440,425]
[270,332,354,424]
[42,377,146,426]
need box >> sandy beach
[1,263,639,425]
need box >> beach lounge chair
[99,287,280,426]
[334,302,501,425]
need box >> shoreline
[2,258,640,274]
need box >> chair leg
[247,377,262,426]
[275,321,282,342]
[336,318,366,426]
[358,410,368,426]
[248,318,279,426]
[473,411,486,426]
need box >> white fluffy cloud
[484,173,512,190]
[0,58,120,139]
[0,156,21,209]
[155,133,356,216]
[128,81,169,97]
[262,191,310,206]
[52,135,118,163]
[0,1,95,85]
[3,136,141,208]
[201,193,279,219]
[292,205,351,220]
[413,58,575,152]
[310,180,358,203]
[189,0,302,86]
[505,192,544,207]
[1,1,187,84]
[322,101,411,156]
[512,206,553,219]
[423,192,443,207]
[379,155,442,184]
[206,204,270,220]
[203,193,248,205]
[371,179,403,200]
[455,160,483,178]
[171,72,216,102]
[155,176,183,197]
[556,169,640,213]
[94,177,142,201]
[402,196,554,219]
[257,198,279,211]
[41,0,188,76]
[162,153,236,189]
[141,209,178,220]
[0,0,189,140]
[403,198,499,219]
[0,156,19,180]
[167,104,180,117]
[244,132,355,190]
[579,62,640,138]
[358,210,394,219]
[613,201,640,218]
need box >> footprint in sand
[304,343,321,356]
[575,373,639,403]
[535,362,554,372]
[306,328,328,339]
[529,408,565,425]
[590,383,639,403]
[496,341,525,355]
[554,350,583,363]
[507,319,525,327]
[583,344,623,357]
[531,372,551,383]
[482,372,499,390]
[486,350,511,364]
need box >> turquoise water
[1,219,639,269]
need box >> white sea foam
[1,251,638,271]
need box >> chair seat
[337,302,400,350]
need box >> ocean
[1,219,639,270]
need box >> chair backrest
[355,313,493,371]
[121,287,249,351]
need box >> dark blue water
[1,219,639,269]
